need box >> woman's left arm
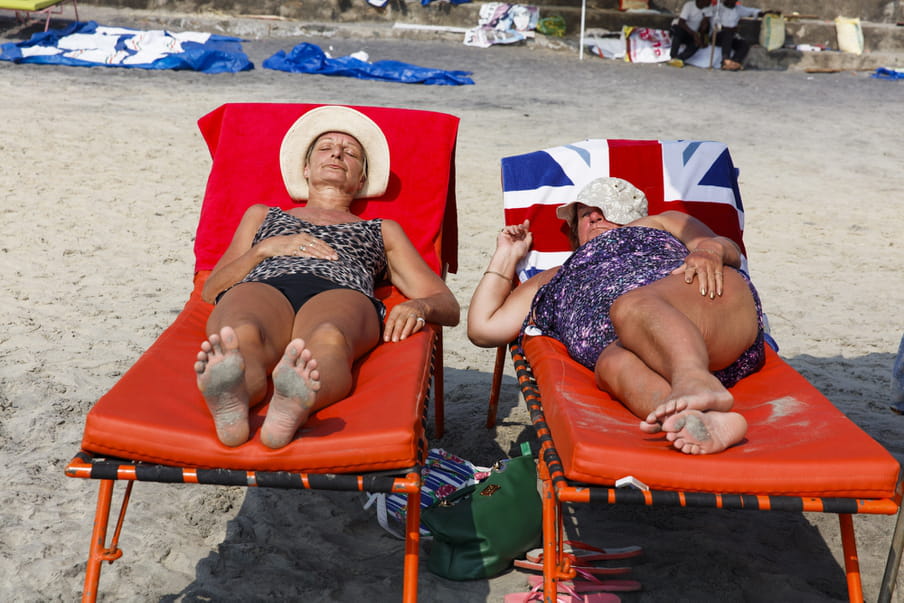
[382,219,461,342]
[645,211,743,298]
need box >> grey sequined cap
[556,177,649,227]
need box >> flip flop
[527,571,642,593]
[513,558,632,576]
[504,583,621,603]
[525,540,643,563]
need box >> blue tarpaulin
[263,42,473,85]
[872,67,904,80]
[0,21,252,73]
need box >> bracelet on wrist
[483,270,513,282]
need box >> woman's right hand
[258,234,338,261]
[497,219,533,260]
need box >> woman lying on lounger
[195,106,460,449]
[468,177,765,454]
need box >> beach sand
[1,8,903,602]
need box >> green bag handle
[432,443,533,508]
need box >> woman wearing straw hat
[468,177,765,455]
[194,106,460,449]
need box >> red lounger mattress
[524,335,901,500]
[80,275,432,474]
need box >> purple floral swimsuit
[526,226,765,388]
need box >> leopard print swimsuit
[239,206,387,302]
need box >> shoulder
[244,204,273,220]
[380,218,405,238]
[237,204,273,228]
[380,219,415,248]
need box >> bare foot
[660,409,748,454]
[639,371,734,433]
[260,339,321,449]
[195,326,250,447]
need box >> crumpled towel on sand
[0,20,252,73]
[262,42,474,85]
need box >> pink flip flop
[504,583,621,603]
[513,558,632,576]
[527,571,642,593]
[526,540,643,563]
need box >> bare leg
[259,338,321,449]
[260,289,381,449]
[595,342,670,428]
[200,282,296,445]
[195,326,250,447]
[607,271,758,451]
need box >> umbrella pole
[579,0,586,60]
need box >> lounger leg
[402,476,422,603]
[83,480,114,602]
[878,503,904,603]
[486,345,507,428]
[537,454,573,601]
[838,513,865,603]
[433,330,445,439]
[540,475,558,602]
[82,480,131,603]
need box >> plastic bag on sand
[759,13,785,51]
[835,16,864,55]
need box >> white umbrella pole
[579,0,586,60]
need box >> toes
[639,420,661,434]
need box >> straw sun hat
[279,105,390,201]
[555,176,649,228]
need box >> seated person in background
[195,106,460,449]
[668,0,711,68]
[892,333,904,414]
[704,0,778,70]
[468,177,765,455]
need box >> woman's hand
[497,220,533,260]
[258,234,338,260]
[383,299,430,343]
[673,247,724,298]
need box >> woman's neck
[292,198,359,225]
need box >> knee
[306,321,351,350]
[594,345,629,389]
[230,321,267,348]
[609,290,654,330]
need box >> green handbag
[420,442,541,580]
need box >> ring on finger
[416,317,425,323]
[299,244,307,251]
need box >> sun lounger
[64,103,460,602]
[0,0,78,31]
[493,139,903,602]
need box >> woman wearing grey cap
[468,177,765,455]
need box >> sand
[1,7,903,602]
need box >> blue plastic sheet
[0,21,253,73]
[872,67,904,80]
[263,42,473,86]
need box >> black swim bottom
[219,273,386,322]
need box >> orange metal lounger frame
[510,336,904,603]
[64,103,460,602]
[0,0,78,31]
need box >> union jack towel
[501,139,746,281]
